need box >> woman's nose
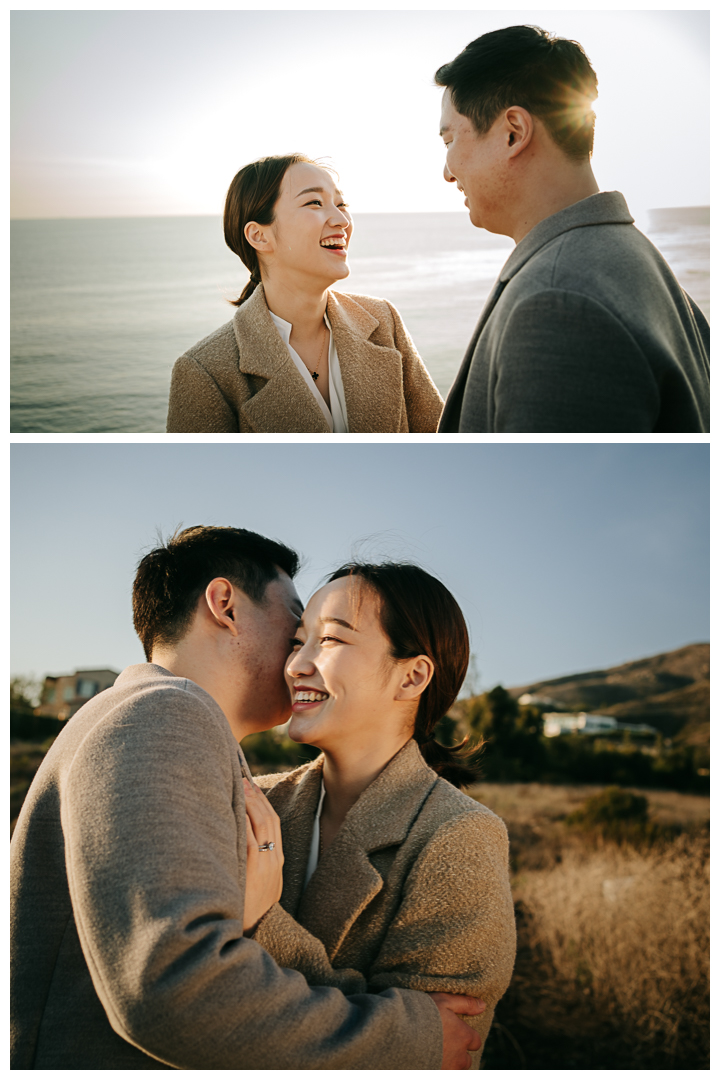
[330,207,352,228]
[287,647,314,678]
[443,162,456,184]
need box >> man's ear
[395,656,435,702]
[205,577,241,636]
[504,106,534,158]
[244,220,274,255]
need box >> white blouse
[268,310,349,433]
[303,778,326,889]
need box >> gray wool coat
[253,740,517,1068]
[438,191,710,433]
[166,284,443,433]
[10,665,443,1070]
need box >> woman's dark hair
[435,24,598,161]
[328,562,483,788]
[133,525,300,661]
[224,153,323,306]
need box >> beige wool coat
[11,665,444,1070]
[254,739,517,1066]
[166,284,444,433]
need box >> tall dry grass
[470,783,710,1069]
[514,834,709,1065]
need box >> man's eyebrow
[320,616,358,632]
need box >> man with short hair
[436,24,709,433]
[11,525,483,1069]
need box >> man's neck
[150,641,243,741]
[509,160,599,243]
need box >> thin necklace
[311,323,327,382]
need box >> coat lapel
[327,293,405,433]
[266,759,324,916]
[296,740,439,961]
[438,278,506,432]
[232,286,331,433]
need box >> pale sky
[11,444,709,694]
[11,9,709,219]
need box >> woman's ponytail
[416,733,484,788]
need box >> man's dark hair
[132,526,300,661]
[435,24,598,160]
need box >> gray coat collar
[499,190,635,283]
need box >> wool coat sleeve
[482,289,661,433]
[252,809,515,1057]
[166,355,240,432]
[384,300,444,432]
[61,689,442,1070]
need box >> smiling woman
[241,562,516,1068]
[166,154,443,433]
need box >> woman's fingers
[243,780,284,864]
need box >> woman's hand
[243,778,285,934]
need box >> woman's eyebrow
[295,186,345,200]
[320,616,358,632]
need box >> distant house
[543,712,658,739]
[518,693,561,710]
[36,669,120,721]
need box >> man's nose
[443,163,456,184]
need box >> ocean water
[10,208,709,433]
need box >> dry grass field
[468,782,710,1069]
[11,744,708,1068]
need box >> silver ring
[258,842,275,852]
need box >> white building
[543,712,657,738]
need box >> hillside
[508,643,709,746]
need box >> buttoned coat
[166,285,443,432]
[253,740,516,1067]
[438,192,710,433]
[10,665,443,1070]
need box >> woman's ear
[395,656,434,702]
[244,221,273,254]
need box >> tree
[466,685,544,779]
[11,677,41,713]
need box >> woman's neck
[320,735,412,839]
[261,274,329,338]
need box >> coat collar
[326,291,406,433]
[231,286,329,432]
[499,190,635,284]
[272,740,439,959]
[231,285,405,433]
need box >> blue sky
[11,10,709,218]
[11,443,709,692]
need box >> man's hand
[428,992,485,1070]
[243,779,285,934]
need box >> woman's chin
[287,715,319,744]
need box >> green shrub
[566,786,678,846]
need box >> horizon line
[10,204,710,225]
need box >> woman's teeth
[320,238,346,248]
[295,691,329,702]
